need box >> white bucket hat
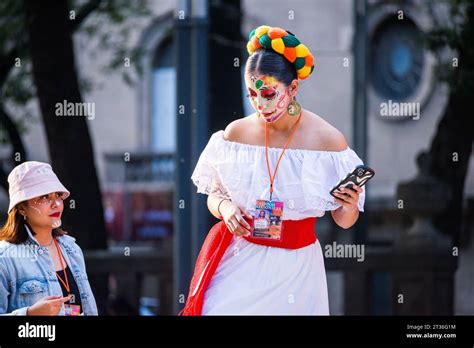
[7,161,70,213]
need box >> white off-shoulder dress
[191,130,366,315]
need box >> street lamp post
[174,0,209,315]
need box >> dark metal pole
[190,1,210,261]
[174,0,193,314]
[173,0,210,315]
[353,0,368,244]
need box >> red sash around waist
[180,217,317,316]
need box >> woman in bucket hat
[0,161,98,315]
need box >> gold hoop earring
[287,98,301,116]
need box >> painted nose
[256,96,267,111]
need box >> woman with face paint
[0,161,98,315]
[182,26,367,315]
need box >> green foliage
[425,0,474,98]
[77,0,151,85]
[0,0,26,57]
[0,0,152,132]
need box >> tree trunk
[24,0,107,250]
[429,93,473,247]
[208,0,244,134]
[207,0,244,231]
[428,5,474,247]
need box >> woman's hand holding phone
[332,184,364,210]
[330,165,375,210]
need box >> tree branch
[0,36,28,86]
[0,101,27,193]
[69,0,103,33]
[0,0,101,85]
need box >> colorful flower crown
[247,25,315,80]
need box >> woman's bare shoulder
[303,111,348,151]
[223,114,258,143]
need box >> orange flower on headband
[247,25,315,80]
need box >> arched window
[151,35,176,152]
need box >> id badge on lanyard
[252,199,284,240]
[251,111,302,241]
[64,303,81,316]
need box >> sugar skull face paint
[245,73,292,123]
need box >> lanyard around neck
[264,111,303,201]
[53,239,70,294]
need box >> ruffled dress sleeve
[191,130,366,220]
[301,147,366,213]
[191,132,231,199]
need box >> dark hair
[246,49,297,86]
[0,205,66,244]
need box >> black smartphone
[330,165,375,198]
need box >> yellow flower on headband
[247,25,315,80]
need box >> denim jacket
[0,225,98,315]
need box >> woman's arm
[206,179,233,220]
[0,262,71,316]
[331,186,363,229]
[0,263,29,315]
[207,194,229,220]
[318,124,363,229]
[208,194,252,236]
